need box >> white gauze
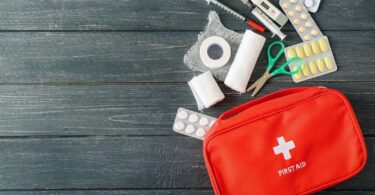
[224,30,266,93]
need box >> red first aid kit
[203,87,367,195]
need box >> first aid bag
[203,87,367,195]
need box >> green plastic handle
[266,41,286,72]
[272,57,303,76]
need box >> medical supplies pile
[173,1,367,194]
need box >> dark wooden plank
[0,136,372,190]
[0,190,373,195]
[0,0,372,31]
[0,31,373,83]
[0,82,372,136]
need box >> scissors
[247,41,302,97]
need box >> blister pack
[173,108,217,140]
[302,0,321,13]
[280,0,322,41]
[285,36,337,83]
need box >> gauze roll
[224,30,266,93]
[188,71,225,110]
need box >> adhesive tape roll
[200,36,231,69]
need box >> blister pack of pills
[302,0,321,13]
[285,36,337,83]
[280,0,323,41]
[173,108,217,140]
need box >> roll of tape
[200,36,231,69]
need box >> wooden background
[0,0,373,194]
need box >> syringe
[206,0,265,33]
[241,0,287,40]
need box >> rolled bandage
[188,71,225,110]
[225,30,266,93]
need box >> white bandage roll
[224,30,266,93]
[200,36,231,69]
[188,71,225,110]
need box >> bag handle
[218,87,321,120]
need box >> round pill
[282,2,290,8]
[306,21,313,28]
[177,110,188,119]
[174,121,185,131]
[311,29,319,36]
[189,114,199,123]
[298,27,306,33]
[290,0,297,4]
[301,14,308,20]
[296,5,303,11]
[185,125,195,134]
[199,117,209,126]
[288,11,296,17]
[304,34,312,41]
[293,18,301,25]
[196,128,206,138]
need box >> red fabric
[203,87,367,195]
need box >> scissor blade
[247,71,269,92]
[247,78,261,92]
[251,74,271,97]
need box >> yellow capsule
[309,61,318,74]
[311,41,320,55]
[296,47,305,58]
[303,44,312,57]
[293,66,303,79]
[317,59,326,72]
[319,38,328,52]
[287,48,297,58]
[302,64,311,77]
[324,57,334,70]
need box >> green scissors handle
[271,57,303,76]
[266,41,303,77]
[266,41,286,72]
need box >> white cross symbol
[273,136,295,160]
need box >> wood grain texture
[0,190,374,195]
[0,136,371,190]
[0,83,372,136]
[0,0,372,193]
[0,0,373,31]
[0,31,373,83]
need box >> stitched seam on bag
[204,90,367,195]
